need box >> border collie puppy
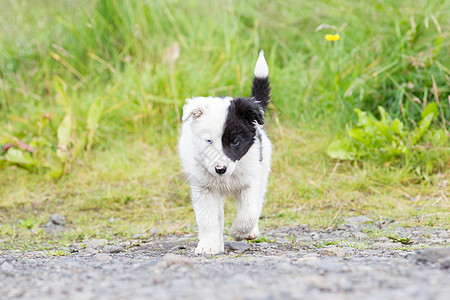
[178,51,271,255]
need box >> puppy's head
[181,50,270,177]
[182,96,263,177]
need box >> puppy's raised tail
[251,50,271,111]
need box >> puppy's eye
[231,138,239,146]
[205,139,212,144]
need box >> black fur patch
[222,98,263,162]
[251,76,271,111]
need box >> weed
[0,77,104,178]
[387,236,414,245]
[341,240,372,250]
[45,249,70,256]
[327,104,448,173]
[314,240,340,249]
[250,236,275,244]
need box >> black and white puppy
[178,51,271,255]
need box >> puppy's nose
[215,165,227,175]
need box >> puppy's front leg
[191,187,224,255]
[231,187,262,241]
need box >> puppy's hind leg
[191,187,225,255]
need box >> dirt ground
[1,220,449,300]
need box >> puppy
[178,51,271,255]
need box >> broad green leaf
[421,102,437,119]
[378,106,391,124]
[87,97,103,132]
[54,76,72,114]
[47,164,63,179]
[431,129,448,146]
[327,139,356,160]
[391,118,405,138]
[86,97,103,151]
[349,128,364,141]
[374,106,393,139]
[74,134,87,158]
[375,120,391,139]
[411,113,434,145]
[354,109,369,126]
[56,115,72,162]
[5,148,35,165]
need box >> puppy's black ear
[182,98,206,122]
[247,104,264,125]
[233,98,264,125]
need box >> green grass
[0,0,449,250]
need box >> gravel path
[1,218,450,300]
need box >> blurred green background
[0,0,449,249]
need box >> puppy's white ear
[182,98,205,122]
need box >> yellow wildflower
[325,34,340,42]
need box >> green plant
[341,240,371,249]
[0,77,103,178]
[387,235,413,245]
[327,103,448,172]
[19,218,39,230]
[314,240,339,248]
[250,236,275,244]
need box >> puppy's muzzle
[215,165,227,175]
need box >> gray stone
[318,260,345,273]
[255,242,270,248]
[48,214,66,226]
[372,242,399,250]
[352,231,369,239]
[102,245,125,253]
[43,225,65,236]
[343,216,373,226]
[413,247,450,269]
[160,254,193,267]
[26,251,47,257]
[1,261,14,273]
[171,244,187,251]
[69,242,86,251]
[299,224,310,231]
[305,275,332,291]
[81,248,99,255]
[225,241,251,251]
[85,239,108,249]
[320,247,346,257]
[93,253,112,261]
[132,233,147,239]
[375,236,391,243]
[429,239,445,246]
[295,235,311,242]
[438,231,449,238]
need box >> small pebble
[225,241,251,252]
[93,253,112,261]
[102,245,125,253]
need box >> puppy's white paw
[245,226,260,241]
[230,220,258,241]
[195,240,223,255]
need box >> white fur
[178,98,272,255]
[254,50,269,78]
